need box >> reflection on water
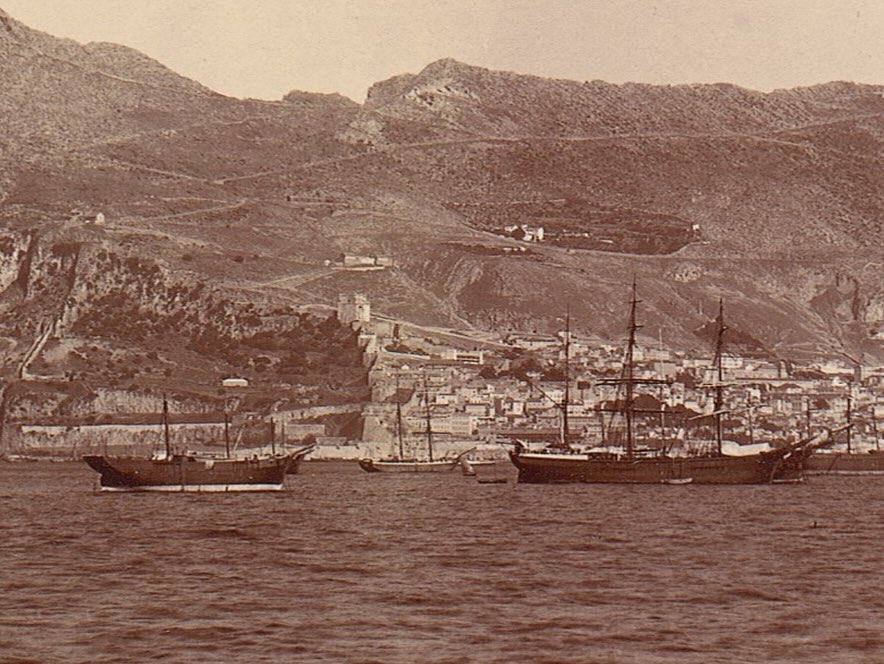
[1,462,882,663]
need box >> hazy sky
[4,0,882,101]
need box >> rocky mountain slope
[0,8,882,422]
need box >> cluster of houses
[217,293,884,459]
[357,318,884,453]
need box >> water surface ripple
[1,462,882,663]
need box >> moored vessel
[83,397,314,492]
[358,457,457,473]
[359,374,460,473]
[510,443,809,484]
[459,456,498,476]
[83,452,308,492]
[509,286,821,485]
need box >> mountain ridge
[0,10,882,422]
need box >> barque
[509,285,825,485]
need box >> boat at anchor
[359,375,459,473]
[509,285,825,484]
[83,398,313,492]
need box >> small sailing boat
[359,374,459,473]
[509,284,827,484]
[83,396,313,492]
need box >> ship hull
[83,453,296,492]
[97,482,287,493]
[805,452,884,475]
[358,458,458,473]
[510,450,789,485]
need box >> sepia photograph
[0,1,882,661]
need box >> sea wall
[7,422,227,457]
[312,439,478,461]
[5,421,482,460]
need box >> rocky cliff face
[0,224,369,426]
[365,58,882,137]
[0,230,29,293]
[0,7,882,425]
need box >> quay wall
[5,422,228,458]
[5,422,483,460]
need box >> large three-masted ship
[509,284,826,484]
[83,398,314,492]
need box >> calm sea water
[0,462,882,663]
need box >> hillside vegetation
[0,8,882,421]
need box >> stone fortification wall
[8,422,227,457]
[5,422,480,460]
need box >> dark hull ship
[511,446,807,484]
[509,287,816,485]
[83,452,306,492]
[801,392,881,475]
[83,399,313,492]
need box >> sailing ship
[83,397,314,492]
[805,396,884,475]
[358,375,459,473]
[509,284,828,484]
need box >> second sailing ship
[509,284,832,484]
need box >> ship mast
[748,399,755,444]
[805,399,814,439]
[595,282,670,455]
[845,387,852,454]
[224,411,231,458]
[712,299,727,456]
[423,373,434,461]
[395,375,405,460]
[624,280,641,460]
[162,394,172,458]
[560,308,571,449]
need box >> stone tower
[337,293,370,326]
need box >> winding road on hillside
[207,111,881,186]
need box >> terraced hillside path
[206,114,881,187]
[256,268,336,288]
